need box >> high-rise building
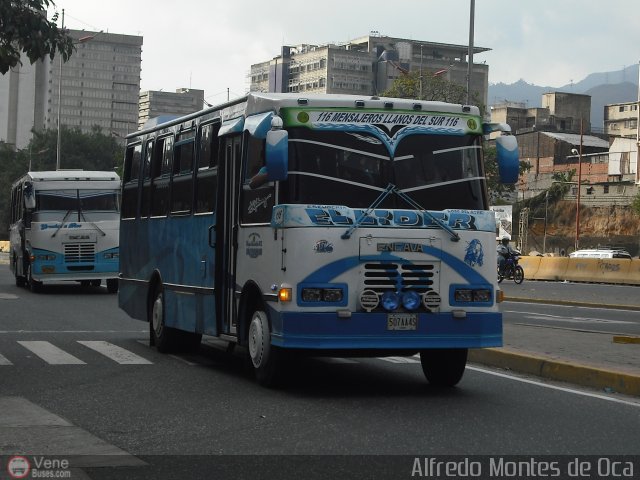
[0,29,142,150]
[138,88,205,130]
[249,34,490,107]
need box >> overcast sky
[51,0,639,105]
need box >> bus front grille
[363,262,438,295]
[64,243,95,263]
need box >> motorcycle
[498,253,524,284]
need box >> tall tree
[0,0,74,74]
[382,70,469,104]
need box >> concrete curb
[469,347,640,397]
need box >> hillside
[522,202,640,256]
[488,64,639,131]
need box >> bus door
[216,135,243,336]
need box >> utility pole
[466,0,475,105]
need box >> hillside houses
[491,92,639,206]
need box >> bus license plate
[387,313,417,331]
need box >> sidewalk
[469,282,640,397]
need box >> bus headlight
[381,291,401,311]
[103,252,119,259]
[401,291,421,311]
[300,287,344,303]
[37,254,56,261]
[452,286,493,304]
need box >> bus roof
[130,92,482,139]
[23,170,120,182]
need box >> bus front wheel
[106,279,118,294]
[419,348,468,387]
[248,309,284,387]
[27,263,42,293]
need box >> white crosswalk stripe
[0,352,13,365]
[78,341,153,365]
[18,341,86,365]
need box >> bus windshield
[282,129,486,210]
[36,189,120,212]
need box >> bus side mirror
[265,128,288,182]
[24,181,36,210]
[495,135,519,184]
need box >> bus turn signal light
[278,288,292,302]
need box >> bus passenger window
[171,133,195,214]
[195,122,220,214]
[151,136,172,217]
[122,143,142,219]
[140,139,154,217]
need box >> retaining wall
[521,256,640,285]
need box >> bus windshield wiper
[341,184,395,239]
[341,184,460,242]
[393,187,460,242]
[79,210,106,236]
[51,209,74,238]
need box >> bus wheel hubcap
[152,294,163,336]
[248,311,268,368]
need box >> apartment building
[0,29,142,149]
[138,88,205,130]
[249,34,490,107]
[604,101,639,138]
[490,92,591,136]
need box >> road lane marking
[78,341,153,364]
[505,309,634,325]
[17,341,86,365]
[467,365,640,408]
[0,352,13,365]
[379,356,421,364]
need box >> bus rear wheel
[248,309,284,387]
[149,286,178,353]
[419,348,468,387]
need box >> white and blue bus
[9,170,121,293]
[118,92,519,386]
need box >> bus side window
[195,122,220,214]
[241,136,273,224]
[140,139,154,217]
[171,130,195,215]
[151,135,173,217]
[122,143,142,219]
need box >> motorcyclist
[497,236,518,275]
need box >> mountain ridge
[488,64,639,130]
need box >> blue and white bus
[9,170,121,293]
[118,92,519,386]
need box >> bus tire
[27,263,42,293]
[106,279,118,294]
[419,348,468,387]
[248,309,284,387]
[149,285,178,353]
[13,259,26,288]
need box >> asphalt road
[1,267,639,479]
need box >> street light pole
[466,0,475,104]
[575,118,584,251]
[543,190,549,254]
[55,9,65,171]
